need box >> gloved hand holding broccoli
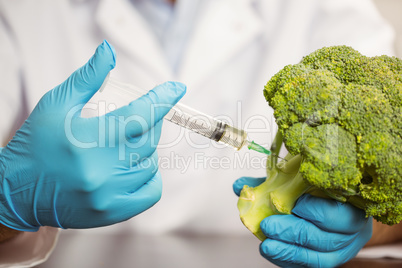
[238,46,402,240]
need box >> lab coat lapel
[178,0,263,86]
[95,0,172,80]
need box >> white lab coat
[0,0,395,266]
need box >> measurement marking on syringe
[189,121,208,130]
[171,112,214,137]
[171,113,186,126]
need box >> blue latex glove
[0,40,186,231]
[233,177,372,268]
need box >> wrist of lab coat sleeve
[0,227,59,268]
[0,223,21,242]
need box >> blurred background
[374,0,402,56]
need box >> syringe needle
[247,140,271,155]
[271,154,287,161]
[247,140,287,161]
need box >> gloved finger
[66,169,163,229]
[122,120,163,161]
[120,151,160,193]
[53,40,116,107]
[260,239,334,268]
[123,169,163,217]
[106,81,186,138]
[292,194,367,234]
[233,177,266,196]
[260,215,357,252]
[260,219,372,268]
[102,170,163,226]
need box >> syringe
[99,75,271,155]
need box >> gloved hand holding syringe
[99,74,272,156]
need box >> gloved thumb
[52,40,116,108]
[292,194,367,233]
[106,81,187,138]
[233,177,266,196]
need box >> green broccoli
[238,46,402,241]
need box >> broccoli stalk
[238,46,402,240]
[238,132,309,240]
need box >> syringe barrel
[99,76,248,150]
[164,104,248,150]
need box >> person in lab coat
[0,0,401,267]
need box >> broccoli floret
[238,46,402,241]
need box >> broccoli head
[238,46,402,240]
